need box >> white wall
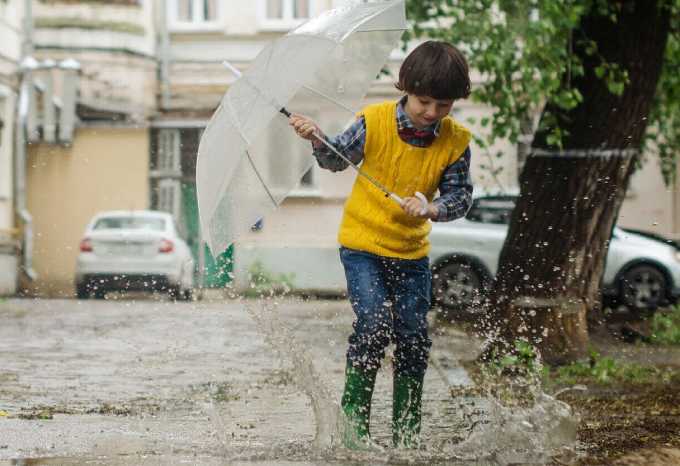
[0,0,21,295]
[619,154,675,237]
[0,0,21,230]
[0,90,16,232]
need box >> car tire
[619,264,668,316]
[168,286,182,301]
[93,289,106,300]
[76,284,89,300]
[431,260,485,320]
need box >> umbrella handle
[390,191,429,216]
[415,191,429,215]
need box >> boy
[290,41,473,449]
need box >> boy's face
[404,94,455,129]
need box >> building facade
[3,0,678,296]
[0,0,22,294]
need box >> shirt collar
[396,95,441,137]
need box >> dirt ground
[556,321,680,465]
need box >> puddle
[0,298,579,465]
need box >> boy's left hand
[401,197,438,219]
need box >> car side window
[466,197,516,225]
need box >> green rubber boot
[340,364,377,449]
[392,373,424,449]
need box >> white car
[75,210,194,300]
[429,195,680,317]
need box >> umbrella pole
[222,61,426,213]
[306,127,404,205]
[307,129,429,215]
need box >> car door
[429,195,514,275]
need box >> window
[151,129,183,224]
[169,0,219,30]
[94,217,166,232]
[157,129,181,174]
[158,178,182,220]
[466,196,516,224]
[288,165,320,197]
[260,0,313,30]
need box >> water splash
[243,300,342,450]
[447,390,579,464]
[434,356,581,464]
[211,297,580,464]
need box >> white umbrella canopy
[196,0,407,255]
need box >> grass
[244,260,295,298]
[549,350,676,386]
[649,305,680,345]
[478,339,677,389]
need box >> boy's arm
[311,116,366,172]
[431,147,473,222]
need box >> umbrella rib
[244,148,278,207]
[301,85,357,115]
[354,28,406,33]
[224,96,251,147]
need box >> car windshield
[93,216,166,231]
[466,197,516,224]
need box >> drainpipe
[14,0,37,281]
[14,56,38,281]
[58,58,80,143]
[158,0,171,109]
[41,59,57,143]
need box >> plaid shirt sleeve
[311,116,366,172]
[431,147,473,222]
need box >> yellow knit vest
[338,101,471,259]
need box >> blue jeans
[339,247,432,378]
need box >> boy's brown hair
[395,41,471,101]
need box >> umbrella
[196,0,407,255]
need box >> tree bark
[483,0,671,365]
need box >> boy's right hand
[289,114,323,143]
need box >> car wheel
[432,261,484,319]
[168,286,181,301]
[93,289,106,300]
[76,284,89,300]
[619,264,667,315]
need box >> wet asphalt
[0,296,481,465]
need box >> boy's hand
[289,114,323,144]
[402,197,438,219]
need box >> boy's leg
[339,247,392,446]
[388,256,432,448]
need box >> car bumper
[77,273,175,292]
[75,255,182,286]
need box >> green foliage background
[405,0,680,182]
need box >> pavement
[0,296,490,465]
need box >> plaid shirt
[312,97,473,222]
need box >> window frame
[168,0,221,32]
[465,196,516,225]
[258,0,316,32]
[156,129,182,176]
[287,163,321,198]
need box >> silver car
[429,195,680,318]
[75,210,194,300]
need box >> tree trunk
[483,0,671,365]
